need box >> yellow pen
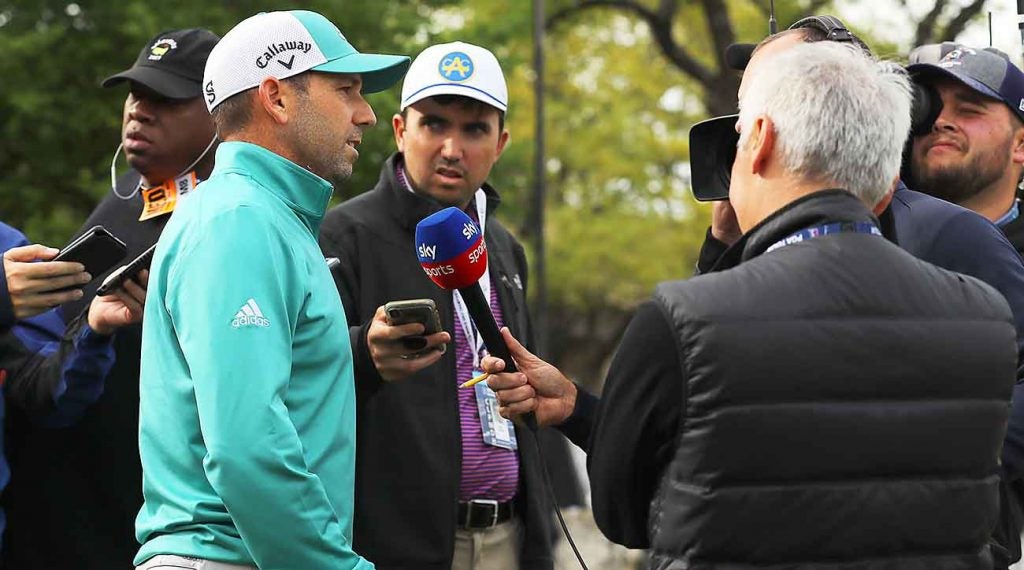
[459,372,490,389]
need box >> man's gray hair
[738,41,912,206]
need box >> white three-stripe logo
[231,298,270,328]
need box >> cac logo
[439,51,473,82]
[149,38,178,61]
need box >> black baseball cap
[102,28,220,99]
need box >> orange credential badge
[138,172,198,221]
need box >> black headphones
[789,15,856,43]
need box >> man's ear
[393,113,406,152]
[1011,123,1024,167]
[750,116,775,176]
[495,130,510,159]
[256,77,288,125]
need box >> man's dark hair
[211,74,310,138]
[400,94,506,133]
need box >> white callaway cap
[400,41,508,112]
[203,10,410,111]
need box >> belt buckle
[467,499,500,529]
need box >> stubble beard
[912,138,1011,205]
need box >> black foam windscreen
[725,43,755,71]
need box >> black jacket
[590,190,1016,569]
[4,170,168,570]
[318,154,554,569]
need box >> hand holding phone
[385,298,445,353]
[2,244,91,319]
[97,244,156,297]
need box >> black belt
[457,499,514,529]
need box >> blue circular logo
[439,52,474,82]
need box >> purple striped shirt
[396,163,520,501]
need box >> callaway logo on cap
[203,10,410,111]
[401,41,508,112]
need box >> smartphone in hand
[384,298,445,354]
[53,226,127,289]
[96,244,156,297]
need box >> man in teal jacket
[134,10,409,570]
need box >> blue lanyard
[766,222,882,253]
[995,199,1020,228]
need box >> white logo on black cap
[149,38,178,61]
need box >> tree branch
[940,0,987,42]
[546,0,715,83]
[701,0,736,72]
[914,0,948,46]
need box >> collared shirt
[395,161,519,502]
[995,199,1021,228]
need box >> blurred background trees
[0,0,1009,391]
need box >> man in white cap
[319,42,555,569]
[134,10,408,570]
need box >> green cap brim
[313,52,411,94]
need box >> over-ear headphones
[789,15,856,43]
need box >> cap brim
[101,65,201,100]
[725,43,755,71]
[313,52,411,94]
[401,84,508,112]
[907,63,1004,102]
[689,114,739,202]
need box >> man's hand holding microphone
[479,327,577,427]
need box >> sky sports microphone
[415,207,538,432]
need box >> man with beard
[908,47,1024,252]
[134,10,408,570]
[2,28,220,570]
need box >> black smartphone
[384,298,445,354]
[53,225,127,281]
[96,243,156,297]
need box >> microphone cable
[523,423,590,569]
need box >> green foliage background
[0,0,949,382]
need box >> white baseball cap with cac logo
[400,41,508,112]
[202,10,410,111]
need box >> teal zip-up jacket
[135,142,372,570]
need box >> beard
[911,135,1012,205]
[289,103,358,188]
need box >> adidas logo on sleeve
[232,298,271,328]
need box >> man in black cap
[2,28,220,570]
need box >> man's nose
[931,105,957,133]
[354,99,376,128]
[128,97,156,124]
[440,137,463,161]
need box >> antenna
[989,11,993,46]
[769,0,777,34]
[1018,0,1024,55]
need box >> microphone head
[415,207,488,290]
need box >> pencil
[460,372,490,389]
